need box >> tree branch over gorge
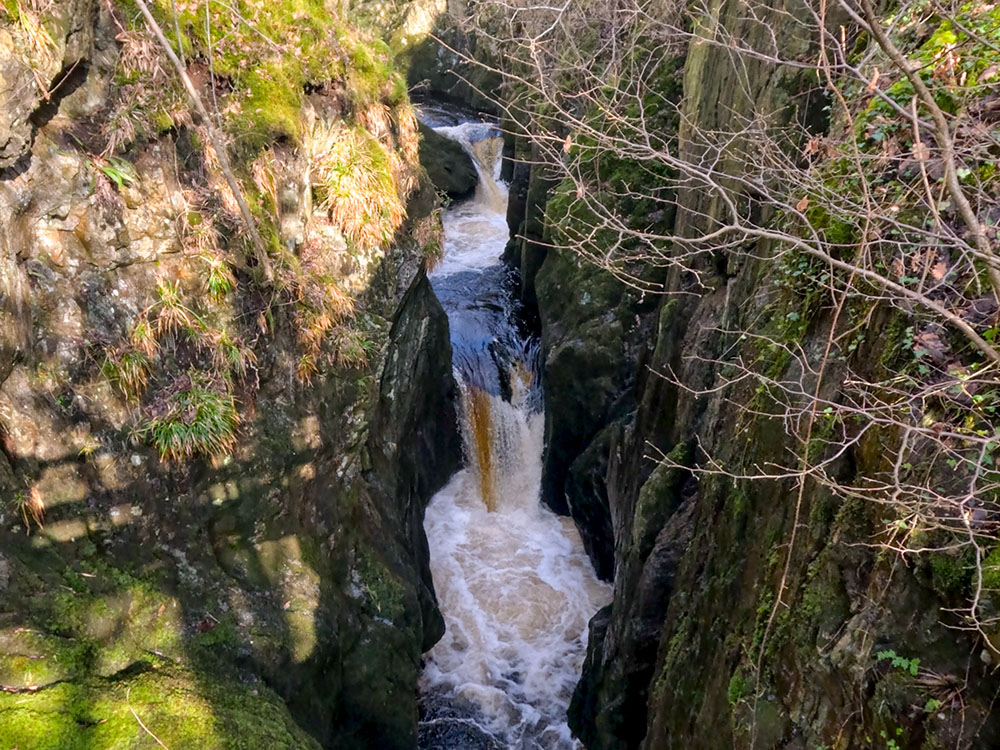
[452,0,1000,666]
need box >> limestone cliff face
[0,1,460,746]
[508,0,1000,748]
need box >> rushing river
[417,107,612,750]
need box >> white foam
[421,111,610,749]
[428,121,511,277]
[422,393,612,748]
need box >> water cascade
[418,108,612,749]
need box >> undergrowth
[82,0,430,459]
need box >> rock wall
[0,0,461,747]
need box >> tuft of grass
[394,104,420,168]
[296,353,318,383]
[250,149,281,216]
[92,156,138,189]
[309,123,407,251]
[103,27,186,152]
[8,486,45,533]
[5,0,56,64]
[153,278,201,336]
[331,326,372,368]
[102,349,151,399]
[129,314,159,357]
[139,372,240,461]
[204,255,236,300]
[212,329,256,380]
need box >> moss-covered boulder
[0,667,322,749]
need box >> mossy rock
[417,122,477,199]
[0,666,321,749]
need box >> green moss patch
[106,0,409,154]
[0,666,321,749]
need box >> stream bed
[417,107,611,750]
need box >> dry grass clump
[357,102,393,141]
[309,121,407,252]
[98,254,254,460]
[6,0,56,63]
[102,347,151,399]
[182,213,238,300]
[103,28,187,153]
[291,269,357,380]
[329,325,372,367]
[11,486,46,533]
[394,104,420,168]
[153,278,201,336]
[411,209,444,270]
[251,148,281,215]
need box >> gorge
[416,109,610,749]
[2,0,1000,748]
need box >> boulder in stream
[418,121,478,199]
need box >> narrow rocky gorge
[3,0,1000,748]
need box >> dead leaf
[914,330,950,363]
[867,67,881,92]
[931,260,947,280]
[795,195,809,212]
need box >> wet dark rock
[400,24,501,114]
[419,720,507,750]
[565,422,617,581]
[418,121,478,199]
[367,268,463,654]
[533,246,657,548]
[419,689,507,750]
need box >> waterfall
[418,107,612,749]
[432,122,508,214]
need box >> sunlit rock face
[0,0,462,745]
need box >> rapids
[417,107,612,750]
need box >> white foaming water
[422,393,611,748]
[429,120,511,277]
[420,111,612,749]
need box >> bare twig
[132,0,274,282]
[126,687,170,749]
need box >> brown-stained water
[419,108,611,750]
